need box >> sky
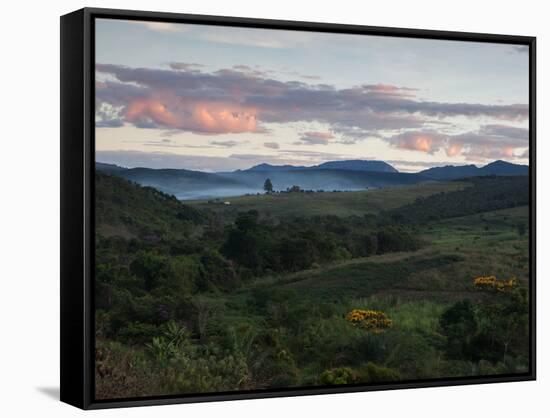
[95,18,529,173]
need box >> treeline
[221,210,422,275]
[95,211,423,344]
[385,176,529,224]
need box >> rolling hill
[314,160,398,173]
[96,163,425,199]
[96,159,528,200]
[418,160,528,180]
[114,167,247,200]
[244,160,398,173]
[95,172,204,239]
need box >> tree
[476,288,529,362]
[235,210,260,231]
[198,250,238,291]
[439,300,477,360]
[221,210,265,269]
[129,252,170,291]
[278,238,315,271]
[263,178,274,194]
[192,296,217,342]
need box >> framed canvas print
[60,8,536,409]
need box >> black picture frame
[60,7,536,410]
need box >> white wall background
[0,0,547,415]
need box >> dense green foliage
[385,176,529,224]
[95,173,530,399]
[95,173,203,239]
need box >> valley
[94,169,530,398]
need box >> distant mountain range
[418,160,528,180]
[96,159,528,200]
[244,163,307,172]
[245,160,398,173]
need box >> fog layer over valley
[96,159,528,200]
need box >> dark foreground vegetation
[95,173,530,399]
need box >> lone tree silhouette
[263,178,274,194]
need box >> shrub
[118,322,160,345]
[439,300,477,360]
[129,252,171,291]
[198,250,238,291]
[358,362,400,383]
[474,275,517,292]
[320,367,358,385]
[346,309,393,333]
[376,227,421,253]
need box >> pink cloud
[123,94,261,134]
[445,142,463,157]
[390,131,448,154]
[96,64,528,137]
[386,125,528,161]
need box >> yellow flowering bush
[346,309,392,333]
[474,275,517,292]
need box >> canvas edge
[60,8,88,409]
[59,7,536,410]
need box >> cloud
[96,66,262,134]
[209,140,240,147]
[96,64,528,139]
[384,124,528,160]
[97,150,305,172]
[387,130,448,154]
[95,102,125,128]
[300,74,322,80]
[450,132,524,160]
[297,131,334,145]
[229,149,355,162]
[142,138,175,147]
[96,148,362,172]
[169,62,204,71]
[386,160,471,169]
[278,149,357,160]
[480,124,529,140]
[96,119,124,128]
[264,142,280,149]
[96,150,242,171]
[445,142,463,157]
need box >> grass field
[196,183,529,306]
[224,205,529,306]
[187,181,469,219]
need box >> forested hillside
[385,176,529,224]
[95,173,530,399]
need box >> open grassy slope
[188,181,468,219]
[229,204,529,304]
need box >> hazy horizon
[95,19,529,173]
